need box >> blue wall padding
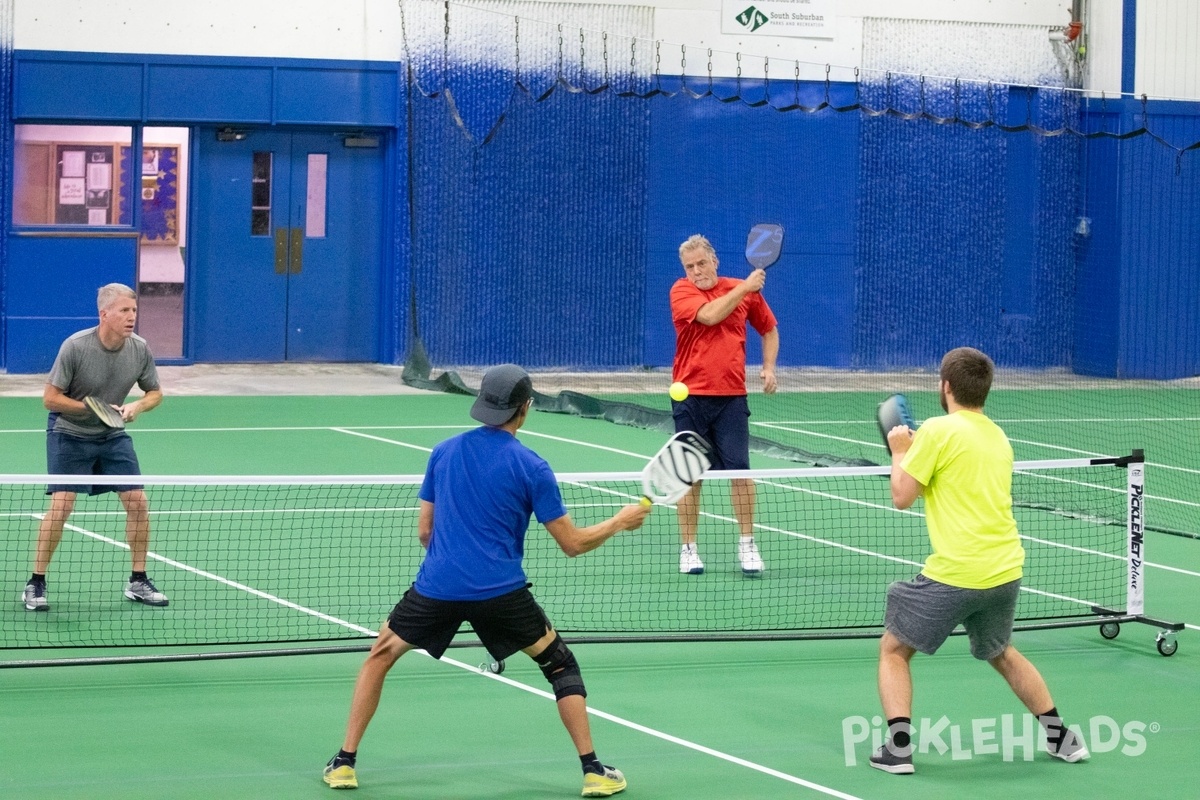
[408,78,650,368]
[1114,111,1200,378]
[1074,115,1124,376]
[644,80,860,368]
[1075,100,1200,378]
[854,80,1080,370]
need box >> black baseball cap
[470,364,533,426]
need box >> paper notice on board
[59,178,86,205]
[62,150,86,178]
[87,162,112,189]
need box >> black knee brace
[533,634,586,700]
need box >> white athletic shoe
[738,538,764,575]
[124,577,169,607]
[679,544,704,575]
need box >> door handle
[274,228,287,274]
[290,227,303,274]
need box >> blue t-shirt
[415,426,568,601]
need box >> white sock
[740,535,754,545]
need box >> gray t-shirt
[47,327,161,438]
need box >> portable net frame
[0,451,1180,667]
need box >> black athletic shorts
[387,584,552,661]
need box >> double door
[191,129,384,361]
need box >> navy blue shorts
[387,584,552,661]
[46,430,143,495]
[671,395,751,470]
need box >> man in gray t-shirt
[22,283,168,613]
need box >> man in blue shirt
[324,364,650,797]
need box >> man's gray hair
[678,234,717,261]
[97,283,136,312]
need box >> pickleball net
[0,451,1179,665]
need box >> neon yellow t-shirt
[900,410,1024,589]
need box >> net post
[1126,450,1146,616]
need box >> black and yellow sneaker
[581,764,626,797]
[323,754,358,789]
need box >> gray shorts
[884,574,1020,660]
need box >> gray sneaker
[124,577,169,607]
[22,581,49,612]
[869,743,914,774]
[1049,728,1090,763]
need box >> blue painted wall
[4,50,403,372]
[0,5,10,367]
[5,235,139,370]
[13,51,399,126]
[3,51,1199,378]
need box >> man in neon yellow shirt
[871,347,1089,774]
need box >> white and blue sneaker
[124,577,169,607]
[738,537,764,576]
[679,544,704,575]
[22,581,48,612]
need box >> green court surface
[1,391,1197,799]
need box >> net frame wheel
[479,658,505,674]
[1156,632,1178,657]
[1099,621,1121,640]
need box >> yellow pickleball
[669,381,689,402]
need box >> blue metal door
[191,128,384,361]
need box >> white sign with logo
[722,0,833,39]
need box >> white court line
[518,429,650,459]
[453,656,866,800]
[753,420,888,449]
[754,418,1200,482]
[1006,437,1200,477]
[330,424,654,462]
[749,479,1200,583]
[1016,468,1200,511]
[30,509,866,800]
[1020,531,1200,579]
[27,513,378,635]
[331,427,435,453]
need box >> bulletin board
[54,144,116,225]
[120,144,180,244]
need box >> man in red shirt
[670,234,779,575]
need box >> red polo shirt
[670,276,777,396]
